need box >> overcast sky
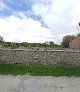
[0,0,80,44]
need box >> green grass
[0,64,80,76]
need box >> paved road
[0,75,80,92]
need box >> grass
[0,64,80,76]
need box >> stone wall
[0,49,80,66]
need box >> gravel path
[0,75,80,92]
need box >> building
[70,36,80,49]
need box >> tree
[0,36,4,47]
[0,36,4,42]
[10,43,17,49]
[45,41,54,46]
[20,42,28,47]
[61,35,75,48]
[77,33,80,37]
[49,41,54,46]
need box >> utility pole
[79,23,80,26]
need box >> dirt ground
[0,75,80,92]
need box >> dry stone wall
[0,49,80,66]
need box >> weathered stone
[0,49,80,66]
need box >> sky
[0,0,80,44]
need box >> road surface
[0,75,80,92]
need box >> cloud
[32,0,80,44]
[0,0,80,44]
[0,1,8,11]
[0,15,53,43]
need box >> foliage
[0,35,56,48]
[0,36,4,44]
[77,33,80,37]
[2,42,11,48]
[10,43,17,49]
[61,35,75,48]
[48,41,54,46]
[0,36,4,41]
[20,42,28,47]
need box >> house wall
[71,36,80,49]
